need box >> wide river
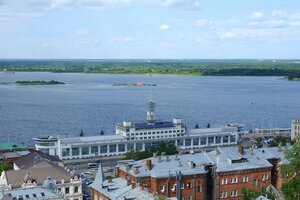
[1,72,300,145]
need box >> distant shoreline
[15,80,65,85]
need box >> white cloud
[194,19,214,29]
[160,24,170,31]
[220,32,237,40]
[194,37,209,45]
[124,36,134,43]
[74,28,89,35]
[289,21,300,27]
[271,10,286,19]
[250,20,287,28]
[110,36,134,43]
[251,12,264,21]
[77,39,101,46]
[162,0,200,9]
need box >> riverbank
[16,80,65,85]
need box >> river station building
[33,100,244,160]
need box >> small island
[113,83,157,87]
[282,76,300,81]
[16,80,65,85]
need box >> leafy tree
[242,187,276,200]
[100,130,104,136]
[155,195,168,200]
[79,129,84,137]
[194,124,199,129]
[0,160,12,173]
[281,139,300,199]
[207,123,211,128]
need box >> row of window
[220,190,238,198]
[159,183,202,193]
[128,129,184,136]
[221,174,269,186]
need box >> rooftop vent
[166,155,170,162]
[174,154,180,161]
[278,142,282,152]
[161,152,166,157]
[179,161,182,167]
[190,150,194,154]
[153,152,157,158]
[188,161,195,169]
[157,156,162,162]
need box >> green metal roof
[0,142,28,151]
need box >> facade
[291,120,300,140]
[90,145,293,200]
[0,160,82,200]
[33,100,244,160]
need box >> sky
[0,0,300,59]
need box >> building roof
[0,142,27,151]
[14,150,62,169]
[0,186,66,200]
[206,147,273,173]
[118,153,211,179]
[3,151,30,159]
[253,146,291,165]
[4,160,71,188]
[90,176,155,200]
[60,134,125,145]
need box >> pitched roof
[5,160,70,188]
[14,150,62,169]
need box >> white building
[291,120,300,140]
[33,100,244,160]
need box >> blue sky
[0,0,300,59]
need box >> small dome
[43,177,56,191]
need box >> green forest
[1,59,300,78]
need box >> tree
[194,124,199,129]
[79,129,84,137]
[100,130,104,136]
[281,139,300,199]
[0,160,11,173]
[207,123,211,128]
[241,187,276,200]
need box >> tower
[146,100,155,122]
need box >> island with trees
[15,80,65,85]
[1,59,300,79]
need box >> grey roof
[3,151,30,159]
[90,177,155,200]
[14,150,62,169]
[0,186,66,200]
[119,153,211,179]
[5,160,71,188]
[60,134,125,145]
[252,146,291,165]
[206,147,273,173]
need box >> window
[185,139,191,146]
[220,191,227,198]
[81,146,89,155]
[136,143,143,150]
[100,145,107,153]
[242,176,248,182]
[65,187,69,194]
[171,184,176,192]
[187,182,192,189]
[160,185,165,192]
[187,196,192,200]
[193,138,199,146]
[208,137,214,144]
[177,139,184,146]
[231,190,238,197]
[72,147,80,156]
[25,195,30,199]
[74,186,78,193]
[230,135,236,143]
[223,136,229,143]
[32,194,37,198]
[91,146,98,154]
[231,177,238,183]
[215,136,221,144]
[62,148,70,157]
[181,183,184,189]
[200,137,207,145]
[197,184,202,192]
[118,144,125,152]
[253,179,258,186]
[41,192,45,197]
[221,179,228,185]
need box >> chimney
[126,164,130,172]
[153,152,157,157]
[108,178,113,183]
[157,156,162,162]
[238,146,244,155]
[166,155,170,162]
[146,159,152,170]
[127,179,132,186]
[175,154,180,161]
[115,166,119,176]
[132,182,136,189]
[161,152,166,157]
[188,161,195,169]
[179,161,182,167]
[250,147,253,156]
[278,142,282,152]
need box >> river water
[1,72,300,145]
